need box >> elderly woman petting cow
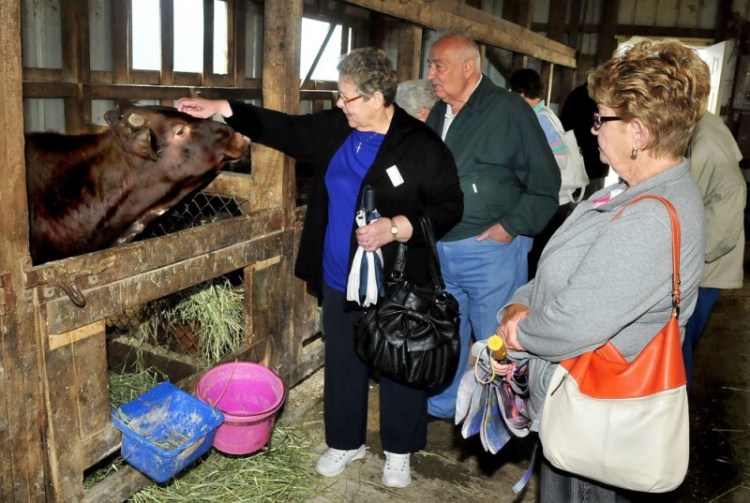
[178,36,711,498]
[179,47,463,489]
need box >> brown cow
[25,103,249,265]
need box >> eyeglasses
[335,92,363,105]
[592,112,623,131]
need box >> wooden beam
[44,232,284,335]
[546,0,568,43]
[0,1,49,500]
[344,0,576,68]
[502,0,532,72]
[567,0,583,52]
[595,0,619,66]
[160,0,175,87]
[25,209,282,293]
[254,0,302,212]
[112,0,130,83]
[529,22,715,41]
[60,0,87,132]
[203,0,215,86]
[232,0,245,87]
[49,320,105,351]
[220,0,235,82]
[396,22,423,81]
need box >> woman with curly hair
[493,39,710,500]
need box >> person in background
[178,47,463,489]
[560,82,610,198]
[494,39,709,500]
[424,32,560,419]
[683,111,746,385]
[509,67,571,278]
[395,79,437,122]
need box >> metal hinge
[0,273,13,316]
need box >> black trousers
[322,284,427,454]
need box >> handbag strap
[559,194,687,396]
[419,215,449,295]
[611,194,681,316]
[392,241,408,280]
[390,216,447,295]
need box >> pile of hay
[130,426,319,502]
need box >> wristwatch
[390,219,399,241]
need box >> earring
[630,148,638,160]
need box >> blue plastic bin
[111,381,224,483]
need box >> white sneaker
[314,445,367,477]
[382,451,412,488]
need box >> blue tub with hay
[111,381,224,483]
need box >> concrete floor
[285,256,750,502]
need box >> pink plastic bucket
[196,362,285,455]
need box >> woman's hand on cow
[177,97,233,119]
[498,303,530,352]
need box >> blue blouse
[322,129,384,292]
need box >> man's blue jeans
[427,234,531,419]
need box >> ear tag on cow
[128,113,145,128]
[386,165,404,187]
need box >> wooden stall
[0,1,575,501]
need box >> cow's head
[104,103,249,169]
[100,103,250,245]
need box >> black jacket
[226,102,463,300]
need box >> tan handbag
[539,194,689,493]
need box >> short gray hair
[395,80,437,118]
[337,48,398,105]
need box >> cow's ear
[131,129,159,161]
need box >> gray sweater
[505,159,705,430]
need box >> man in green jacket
[425,32,560,419]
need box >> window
[212,1,229,74]
[131,0,228,74]
[131,0,161,71]
[300,18,347,81]
[173,0,203,72]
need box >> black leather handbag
[355,216,460,389]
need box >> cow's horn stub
[128,113,145,127]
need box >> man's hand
[476,222,513,243]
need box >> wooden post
[595,0,620,66]
[253,0,303,378]
[0,1,49,501]
[397,23,423,81]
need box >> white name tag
[386,165,404,187]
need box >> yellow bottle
[487,335,508,361]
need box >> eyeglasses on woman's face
[592,112,622,131]
[335,92,363,106]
